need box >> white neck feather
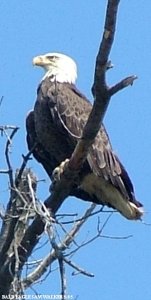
[42,69,76,84]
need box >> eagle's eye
[46,55,57,61]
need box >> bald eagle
[26,52,143,220]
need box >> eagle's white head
[32,52,77,84]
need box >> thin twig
[66,213,113,257]
[56,213,78,218]
[100,234,132,239]
[0,169,10,174]
[63,257,94,278]
[15,148,36,188]
[0,125,18,131]
[5,127,19,188]
[0,96,4,107]
[58,206,107,224]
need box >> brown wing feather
[45,81,135,201]
[26,111,58,177]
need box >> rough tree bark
[0,0,137,297]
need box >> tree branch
[63,257,94,278]
[4,126,19,188]
[109,75,137,96]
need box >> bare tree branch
[4,126,19,188]
[0,125,18,132]
[63,257,94,278]
[109,75,138,96]
[15,150,34,187]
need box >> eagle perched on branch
[26,52,143,220]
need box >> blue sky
[0,1,151,299]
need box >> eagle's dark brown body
[26,77,143,219]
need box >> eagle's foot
[52,159,70,183]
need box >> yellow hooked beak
[32,55,45,66]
